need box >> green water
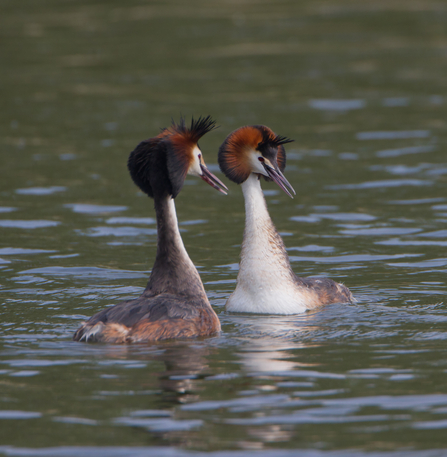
[1,0,447,455]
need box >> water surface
[1,0,447,455]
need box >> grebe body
[74,117,227,343]
[218,125,353,314]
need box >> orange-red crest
[128,116,217,198]
[218,125,293,184]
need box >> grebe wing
[73,294,217,343]
[80,294,202,328]
[294,275,354,305]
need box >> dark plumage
[74,117,226,343]
[128,116,217,198]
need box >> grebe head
[218,125,296,197]
[128,116,228,198]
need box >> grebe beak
[200,164,228,195]
[262,163,296,198]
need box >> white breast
[226,175,316,314]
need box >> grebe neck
[240,174,291,270]
[225,174,303,313]
[242,174,272,232]
[146,195,206,297]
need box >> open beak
[200,164,228,195]
[262,163,296,198]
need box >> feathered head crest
[128,116,218,198]
[218,125,293,184]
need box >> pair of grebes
[74,117,354,343]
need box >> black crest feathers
[177,116,218,143]
[218,125,293,184]
[257,126,293,175]
[258,129,294,150]
[275,135,294,172]
[128,116,217,199]
[128,137,161,198]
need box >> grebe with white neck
[218,125,354,314]
[74,116,227,343]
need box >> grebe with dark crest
[218,125,354,314]
[74,116,227,343]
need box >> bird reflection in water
[154,342,213,405]
[97,341,214,405]
[96,341,216,446]
[229,312,320,373]
[240,425,293,450]
[227,313,320,450]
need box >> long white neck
[240,174,292,273]
[225,174,310,314]
[226,174,353,314]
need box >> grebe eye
[198,153,202,160]
[258,157,265,162]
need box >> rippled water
[2,0,447,455]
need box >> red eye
[258,157,264,162]
[198,154,202,160]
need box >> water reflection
[0,220,61,228]
[375,145,435,158]
[238,345,303,373]
[64,204,128,214]
[82,342,218,445]
[15,186,66,196]
[308,99,365,111]
[97,342,214,406]
[356,130,431,140]
[3,0,447,452]
[154,343,213,405]
[229,313,319,373]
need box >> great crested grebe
[74,116,227,343]
[218,125,354,314]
